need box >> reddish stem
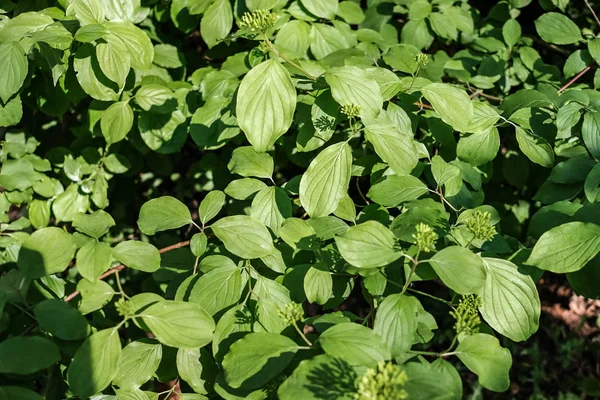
[558,66,591,94]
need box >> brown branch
[585,0,600,27]
[558,66,592,94]
[64,240,191,303]
[413,102,433,110]
[469,88,503,102]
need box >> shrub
[1,0,599,398]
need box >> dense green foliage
[1,0,600,398]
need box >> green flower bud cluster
[115,298,136,318]
[355,361,408,400]
[278,302,304,323]
[450,295,482,337]
[415,52,430,67]
[413,222,438,253]
[341,104,362,118]
[239,10,278,32]
[465,211,496,241]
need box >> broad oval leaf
[237,59,296,152]
[367,175,429,207]
[421,83,473,132]
[113,340,162,390]
[189,266,245,315]
[334,221,400,268]
[299,142,352,218]
[138,196,192,235]
[141,300,215,349]
[0,336,60,375]
[526,221,600,273]
[34,299,90,340]
[428,246,486,295]
[373,294,420,357]
[222,332,299,389]
[455,333,511,392]
[319,322,391,367]
[479,258,540,342]
[211,215,276,259]
[535,12,582,45]
[67,328,122,398]
[17,227,76,279]
[325,66,383,119]
[113,241,161,273]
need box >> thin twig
[468,88,503,102]
[558,66,591,93]
[64,240,191,302]
[413,102,433,110]
[585,0,600,27]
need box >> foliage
[1,0,600,398]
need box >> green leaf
[138,196,192,235]
[199,190,226,226]
[515,127,554,168]
[251,186,292,234]
[429,12,457,40]
[367,175,429,207]
[584,163,600,203]
[0,158,38,191]
[77,241,113,281]
[135,84,177,114]
[502,19,521,47]
[457,128,500,167]
[535,12,582,45]
[141,301,215,348]
[455,333,511,392]
[113,340,162,390]
[325,66,383,119]
[237,59,296,152]
[428,246,486,295]
[299,142,352,218]
[104,21,154,69]
[73,44,120,101]
[401,19,434,50]
[222,332,299,389]
[582,111,600,160]
[177,348,212,394]
[383,44,420,74]
[77,279,116,314]
[34,299,89,340]
[191,233,208,257]
[373,294,420,357]
[404,359,463,400]
[300,0,338,19]
[73,210,115,239]
[275,20,311,59]
[212,215,276,259]
[101,101,134,144]
[364,120,418,175]
[96,39,130,88]
[212,304,253,363]
[479,258,540,341]
[225,178,268,200]
[337,1,365,24]
[304,263,333,304]
[228,146,274,179]
[200,0,233,48]
[189,266,245,315]
[0,336,60,374]
[67,328,122,398]
[153,44,183,68]
[113,241,161,273]
[431,155,461,187]
[526,222,600,273]
[334,221,400,268]
[75,23,107,42]
[0,95,23,127]
[278,354,357,400]
[310,23,351,59]
[0,387,42,400]
[18,227,76,279]
[421,83,473,132]
[319,322,391,367]
[0,42,28,103]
